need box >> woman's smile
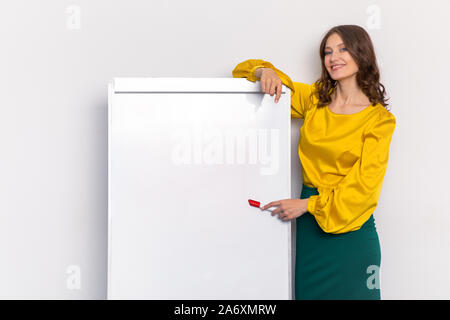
[331,64,345,71]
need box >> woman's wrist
[253,68,262,79]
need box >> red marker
[248,199,260,208]
[248,199,274,212]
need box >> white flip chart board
[108,78,292,299]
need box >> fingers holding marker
[261,200,277,211]
[270,206,284,216]
[249,199,281,213]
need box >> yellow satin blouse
[232,59,396,234]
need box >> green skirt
[295,184,381,300]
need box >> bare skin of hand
[261,199,309,221]
[255,68,283,103]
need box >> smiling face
[324,33,359,81]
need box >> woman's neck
[333,76,371,107]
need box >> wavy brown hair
[313,25,390,111]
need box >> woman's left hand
[261,199,309,221]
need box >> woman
[232,25,396,300]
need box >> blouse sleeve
[232,59,315,119]
[306,109,397,234]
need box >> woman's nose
[329,55,342,65]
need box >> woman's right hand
[254,68,283,103]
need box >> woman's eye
[325,48,346,55]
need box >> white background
[0,0,449,299]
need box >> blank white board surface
[108,78,292,299]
